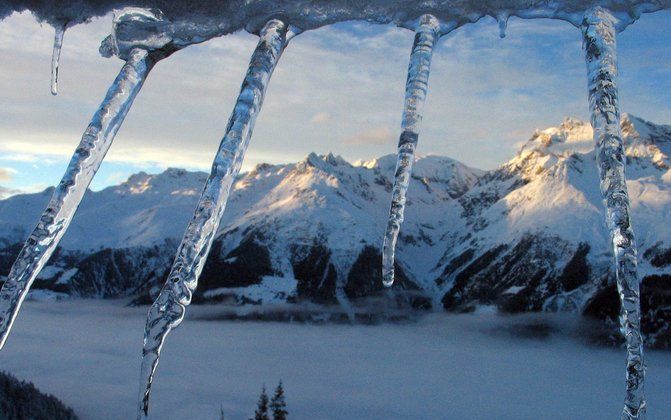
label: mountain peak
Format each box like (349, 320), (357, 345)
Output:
(163, 167), (190, 177)
(517, 114), (671, 162)
(354, 154), (397, 171)
(520, 117), (593, 158)
(118, 168), (207, 195)
(622, 113), (671, 145)
(303, 152), (351, 170)
(121, 171), (152, 194)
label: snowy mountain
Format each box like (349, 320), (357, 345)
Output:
(437, 114), (671, 347)
(1, 114), (671, 346)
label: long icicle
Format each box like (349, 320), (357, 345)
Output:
(382, 14), (440, 287)
(0, 48), (155, 349)
(582, 7), (645, 419)
(51, 22), (66, 95)
(137, 19), (294, 418)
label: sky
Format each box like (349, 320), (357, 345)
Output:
(0, 10), (669, 193)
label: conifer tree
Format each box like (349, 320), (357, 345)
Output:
(270, 380), (288, 420)
(254, 386), (270, 420)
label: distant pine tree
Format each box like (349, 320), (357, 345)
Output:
(270, 381), (287, 420)
(0, 371), (78, 420)
(219, 405), (225, 420)
(254, 386), (270, 420)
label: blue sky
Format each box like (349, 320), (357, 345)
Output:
(0, 10), (669, 194)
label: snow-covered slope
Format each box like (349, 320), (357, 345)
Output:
(0, 153), (481, 304)
(437, 114), (671, 346)
(0, 168), (207, 250)
(1, 114), (671, 346)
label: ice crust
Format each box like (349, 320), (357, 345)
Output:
(1, 1), (669, 54)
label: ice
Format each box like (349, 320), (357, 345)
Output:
(0, 1), (667, 417)
(50, 22), (65, 95)
(0, 9), (173, 349)
(382, 14), (440, 287)
(5, 1), (668, 59)
(100, 8), (173, 60)
(138, 19), (297, 418)
(496, 13), (509, 38)
(582, 7), (646, 419)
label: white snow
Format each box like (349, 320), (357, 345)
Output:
(35, 265), (64, 280)
(441, 114), (671, 267)
(203, 276), (297, 304)
(56, 268), (78, 285)
(0, 169), (208, 250)
(2, 115), (671, 309)
(503, 285), (525, 294)
(7, 1), (670, 44)
(2, 300), (671, 419)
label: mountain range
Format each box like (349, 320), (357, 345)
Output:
(1, 114), (671, 347)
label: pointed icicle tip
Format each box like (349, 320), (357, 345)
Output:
(496, 14), (509, 38)
(382, 262), (394, 287)
(50, 22), (66, 95)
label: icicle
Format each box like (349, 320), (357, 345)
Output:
(582, 7), (645, 419)
(137, 19), (295, 418)
(0, 48), (155, 349)
(381, 14), (440, 287)
(51, 22), (66, 95)
(496, 13), (509, 38)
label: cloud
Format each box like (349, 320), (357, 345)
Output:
(346, 126), (394, 145)
(0, 10), (668, 186)
(309, 112), (331, 124)
(0, 166), (16, 182)
(0, 153), (41, 163)
(0, 133), (302, 174)
(0, 186), (20, 199)
(104, 171), (130, 185)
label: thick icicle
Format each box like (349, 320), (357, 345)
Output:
(381, 14), (440, 287)
(137, 19), (295, 418)
(582, 7), (645, 419)
(51, 22), (66, 95)
(496, 13), (509, 38)
(0, 48), (155, 349)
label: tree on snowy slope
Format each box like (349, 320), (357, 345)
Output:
(270, 381), (288, 420)
(0, 371), (77, 420)
(253, 386), (270, 420)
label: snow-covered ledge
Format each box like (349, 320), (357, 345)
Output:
(3, 0), (670, 38)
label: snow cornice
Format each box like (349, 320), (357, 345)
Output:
(2, 1), (670, 36)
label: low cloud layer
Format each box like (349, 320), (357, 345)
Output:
(346, 126), (394, 145)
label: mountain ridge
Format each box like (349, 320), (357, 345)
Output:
(2, 114), (671, 347)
